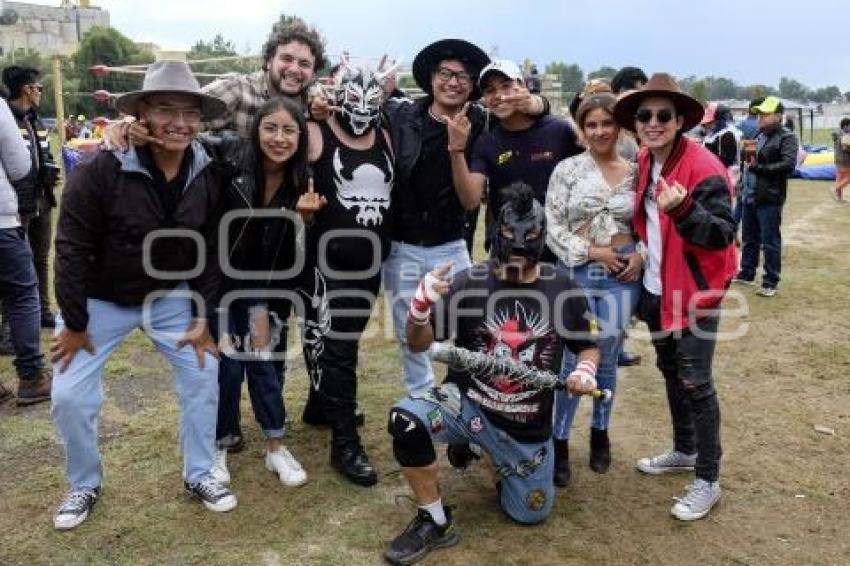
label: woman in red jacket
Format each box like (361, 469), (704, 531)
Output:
(613, 73), (737, 522)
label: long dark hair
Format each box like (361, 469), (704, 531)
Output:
(245, 96), (309, 207)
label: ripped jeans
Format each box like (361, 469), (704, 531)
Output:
(637, 290), (722, 482)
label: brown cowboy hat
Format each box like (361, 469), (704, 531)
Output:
(613, 72), (704, 133)
(115, 60), (226, 120)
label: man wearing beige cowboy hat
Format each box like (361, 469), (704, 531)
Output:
(50, 60), (236, 530)
(613, 73), (737, 521)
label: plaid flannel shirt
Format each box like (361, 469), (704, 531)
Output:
(201, 71), (309, 138)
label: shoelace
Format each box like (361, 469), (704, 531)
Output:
(673, 482), (711, 506)
(60, 491), (94, 513)
(196, 479), (228, 500)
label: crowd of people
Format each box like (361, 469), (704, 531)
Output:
(0, 15), (833, 565)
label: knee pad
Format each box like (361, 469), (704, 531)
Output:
(387, 407), (436, 467)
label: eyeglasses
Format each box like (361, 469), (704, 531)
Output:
(435, 67), (472, 85)
(149, 106), (202, 123)
(29, 84), (44, 93)
(635, 108), (674, 124)
(261, 124), (300, 137)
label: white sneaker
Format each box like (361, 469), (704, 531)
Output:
(265, 446), (308, 487)
(671, 478), (721, 521)
(637, 449), (697, 475)
(211, 448), (231, 485)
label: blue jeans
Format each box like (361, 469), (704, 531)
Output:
(740, 202), (783, 287)
(51, 286), (219, 490)
(0, 227), (43, 379)
(393, 384), (555, 524)
(217, 299), (290, 440)
(382, 239), (471, 395)
(553, 255), (641, 440)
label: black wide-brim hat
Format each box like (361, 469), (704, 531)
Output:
(412, 39), (491, 101)
(613, 72), (704, 133)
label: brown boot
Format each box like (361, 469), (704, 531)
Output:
(17, 369), (52, 406)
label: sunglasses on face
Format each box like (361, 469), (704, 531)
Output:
(29, 84), (44, 93)
(635, 108), (674, 124)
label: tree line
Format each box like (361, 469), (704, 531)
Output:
(544, 62), (848, 104)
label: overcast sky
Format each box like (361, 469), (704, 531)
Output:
(28, 0), (850, 91)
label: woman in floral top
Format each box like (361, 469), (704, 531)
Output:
(545, 93), (643, 486)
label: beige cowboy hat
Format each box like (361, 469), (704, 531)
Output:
(115, 60), (226, 120)
(613, 72), (704, 133)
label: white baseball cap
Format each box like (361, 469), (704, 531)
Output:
(478, 59), (523, 88)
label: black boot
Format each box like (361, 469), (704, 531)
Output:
(331, 435), (378, 487)
(553, 439), (571, 487)
(589, 428), (611, 473)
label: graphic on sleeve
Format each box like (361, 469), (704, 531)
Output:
(299, 268), (331, 391)
(332, 148), (393, 227)
(466, 301), (559, 423)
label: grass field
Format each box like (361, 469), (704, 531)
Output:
(1, 178), (849, 565)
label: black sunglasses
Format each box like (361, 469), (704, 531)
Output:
(635, 108), (674, 124)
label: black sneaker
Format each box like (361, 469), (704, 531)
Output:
(384, 507), (459, 565)
(54, 487), (100, 530)
(731, 272), (755, 286)
(184, 478), (237, 512)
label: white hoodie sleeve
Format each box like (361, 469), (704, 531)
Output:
(0, 98), (32, 182)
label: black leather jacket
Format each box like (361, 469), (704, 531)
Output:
(8, 102), (59, 216)
(749, 125), (798, 205)
(383, 96), (488, 245)
(202, 133), (303, 295)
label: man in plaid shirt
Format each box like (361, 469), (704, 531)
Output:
(201, 18), (326, 136)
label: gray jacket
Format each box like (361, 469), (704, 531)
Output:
(0, 98), (32, 229)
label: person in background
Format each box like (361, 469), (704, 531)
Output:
(701, 102), (741, 186)
(831, 117), (850, 202)
(1, 65), (60, 331)
(733, 96), (798, 297)
(0, 96), (52, 406)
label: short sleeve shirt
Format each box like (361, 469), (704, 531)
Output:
(433, 261), (596, 442)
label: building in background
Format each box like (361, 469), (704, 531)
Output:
(0, 1), (109, 57)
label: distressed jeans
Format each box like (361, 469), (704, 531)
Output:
(637, 289), (722, 482)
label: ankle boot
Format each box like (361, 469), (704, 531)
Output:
(589, 428), (611, 473)
(553, 439), (571, 487)
(330, 431), (378, 487)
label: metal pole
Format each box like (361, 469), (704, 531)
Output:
(53, 57), (66, 159)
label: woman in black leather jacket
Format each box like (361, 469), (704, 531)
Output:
(209, 96), (324, 488)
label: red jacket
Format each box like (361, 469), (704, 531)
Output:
(634, 136), (738, 331)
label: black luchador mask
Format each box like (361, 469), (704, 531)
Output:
(491, 184), (546, 265)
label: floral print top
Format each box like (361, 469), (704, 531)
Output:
(545, 152), (638, 266)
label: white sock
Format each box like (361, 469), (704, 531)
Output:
(420, 499), (447, 526)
